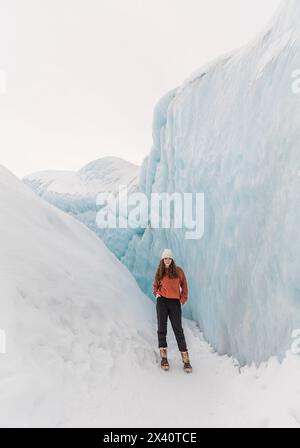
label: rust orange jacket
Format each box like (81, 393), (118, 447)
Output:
(153, 266), (188, 305)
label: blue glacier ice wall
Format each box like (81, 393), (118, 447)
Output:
(120, 0), (300, 365)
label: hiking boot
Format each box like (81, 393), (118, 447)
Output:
(159, 347), (170, 371)
(181, 351), (192, 373)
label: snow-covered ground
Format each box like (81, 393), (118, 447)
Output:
(1, 165), (300, 428)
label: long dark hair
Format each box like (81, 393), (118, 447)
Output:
(154, 259), (179, 283)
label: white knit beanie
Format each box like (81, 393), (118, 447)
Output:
(161, 248), (174, 260)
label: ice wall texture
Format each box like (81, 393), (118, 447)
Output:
(122, 0), (300, 365)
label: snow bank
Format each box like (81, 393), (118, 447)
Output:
(0, 165), (155, 426)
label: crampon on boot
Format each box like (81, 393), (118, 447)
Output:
(181, 351), (192, 373)
(159, 347), (170, 371)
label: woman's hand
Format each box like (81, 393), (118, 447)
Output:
(156, 293), (161, 298)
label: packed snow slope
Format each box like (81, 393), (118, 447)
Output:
(0, 164), (155, 426)
(1, 164), (300, 428)
(23, 157), (139, 258)
(120, 0), (300, 366)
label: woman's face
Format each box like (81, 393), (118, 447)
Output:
(163, 257), (172, 268)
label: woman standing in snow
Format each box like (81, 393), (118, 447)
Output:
(153, 249), (192, 373)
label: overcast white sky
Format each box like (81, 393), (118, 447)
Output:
(0, 0), (282, 178)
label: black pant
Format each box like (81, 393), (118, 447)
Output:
(156, 296), (188, 352)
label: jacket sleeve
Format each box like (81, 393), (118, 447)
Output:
(153, 278), (159, 296)
(179, 269), (188, 305)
